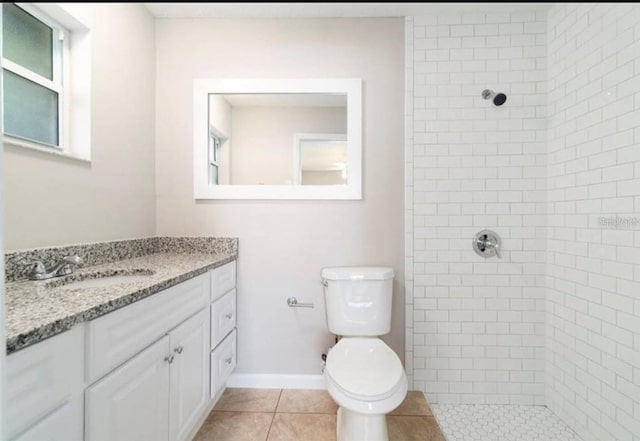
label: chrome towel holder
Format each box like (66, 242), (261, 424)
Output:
(287, 296), (314, 308)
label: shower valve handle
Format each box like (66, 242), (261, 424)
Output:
(473, 230), (503, 259)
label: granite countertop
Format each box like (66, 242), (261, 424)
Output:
(6, 251), (236, 354)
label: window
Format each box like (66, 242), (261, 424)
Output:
(2, 3), (69, 149)
(209, 132), (222, 185)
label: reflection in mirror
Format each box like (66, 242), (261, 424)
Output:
(208, 93), (346, 186)
(295, 134), (347, 185)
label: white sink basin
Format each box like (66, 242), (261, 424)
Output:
(62, 274), (152, 289)
(48, 269), (156, 290)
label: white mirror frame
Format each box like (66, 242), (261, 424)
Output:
(193, 78), (362, 200)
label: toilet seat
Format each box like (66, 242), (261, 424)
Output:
(325, 338), (404, 401)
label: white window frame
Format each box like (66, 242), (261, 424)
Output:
(2, 2), (70, 150)
(208, 129), (223, 185)
(2, 3), (90, 162)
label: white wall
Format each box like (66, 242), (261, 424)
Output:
(546, 4), (640, 440)
(230, 106), (346, 185)
(3, 4), (156, 251)
(155, 18), (405, 376)
(406, 11), (547, 405)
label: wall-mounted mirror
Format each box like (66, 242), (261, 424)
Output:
(193, 78), (361, 199)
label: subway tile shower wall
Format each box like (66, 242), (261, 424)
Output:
(546, 4), (640, 441)
(406, 11), (548, 406)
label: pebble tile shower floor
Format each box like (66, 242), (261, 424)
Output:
(431, 404), (585, 441)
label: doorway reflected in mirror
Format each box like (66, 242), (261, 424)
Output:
(294, 133), (347, 185)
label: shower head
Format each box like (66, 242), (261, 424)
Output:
(482, 89), (507, 106)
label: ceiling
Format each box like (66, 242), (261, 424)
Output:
(144, 2), (550, 19)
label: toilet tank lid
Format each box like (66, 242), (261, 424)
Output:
(321, 267), (394, 281)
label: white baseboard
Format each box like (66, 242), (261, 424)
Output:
(227, 373), (326, 390)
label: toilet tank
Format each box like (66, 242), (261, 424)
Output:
(321, 267), (394, 337)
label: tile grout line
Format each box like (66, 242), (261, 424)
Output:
(426, 400), (448, 439)
(275, 411), (337, 415)
(275, 388), (283, 412)
(276, 411), (337, 415)
(263, 389), (283, 441)
(264, 412), (276, 441)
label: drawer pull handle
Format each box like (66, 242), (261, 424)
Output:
(225, 313), (233, 319)
(174, 346), (184, 354)
(225, 357), (233, 364)
(164, 355), (175, 364)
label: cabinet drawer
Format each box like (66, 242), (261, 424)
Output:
(12, 399), (83, 441)
(210, 329), (236, 398)
(211, 261), (236, 301)
(86, 273), (209, 383)
(210, 289), (236, 349)
(6, 326), (84, 439)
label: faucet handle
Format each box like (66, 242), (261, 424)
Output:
(53, 255), (84, 277)
(17, 258), (47, 275)
(63, 255), (83, 266)
(486, 240), (502, 259)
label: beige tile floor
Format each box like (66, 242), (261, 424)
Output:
(193, 388), (446, 441)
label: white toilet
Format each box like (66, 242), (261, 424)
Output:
(321, 267), (408, 441)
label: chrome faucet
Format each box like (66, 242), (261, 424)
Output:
(21, 255), (84, 280)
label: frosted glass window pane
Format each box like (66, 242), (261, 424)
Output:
(4, 70), (59, 146)
(3, 3), (53, 80)
(210, 164), (219, 185)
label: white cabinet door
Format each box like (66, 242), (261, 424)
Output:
(12, 400), (82, 441)
(85, 336), (170, 441)
(169, 309), (210, 441)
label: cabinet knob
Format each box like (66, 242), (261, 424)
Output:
(225, 357), (233, 364)
(174, 346), (184, 354)
(164, 355), (175, 364)
(225, 313), (233, 319)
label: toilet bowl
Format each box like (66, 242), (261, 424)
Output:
(321, 266), (407, 441)
(324, 337), (408, 441)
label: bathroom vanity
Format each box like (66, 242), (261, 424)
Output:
(4, 238), (238, 441)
